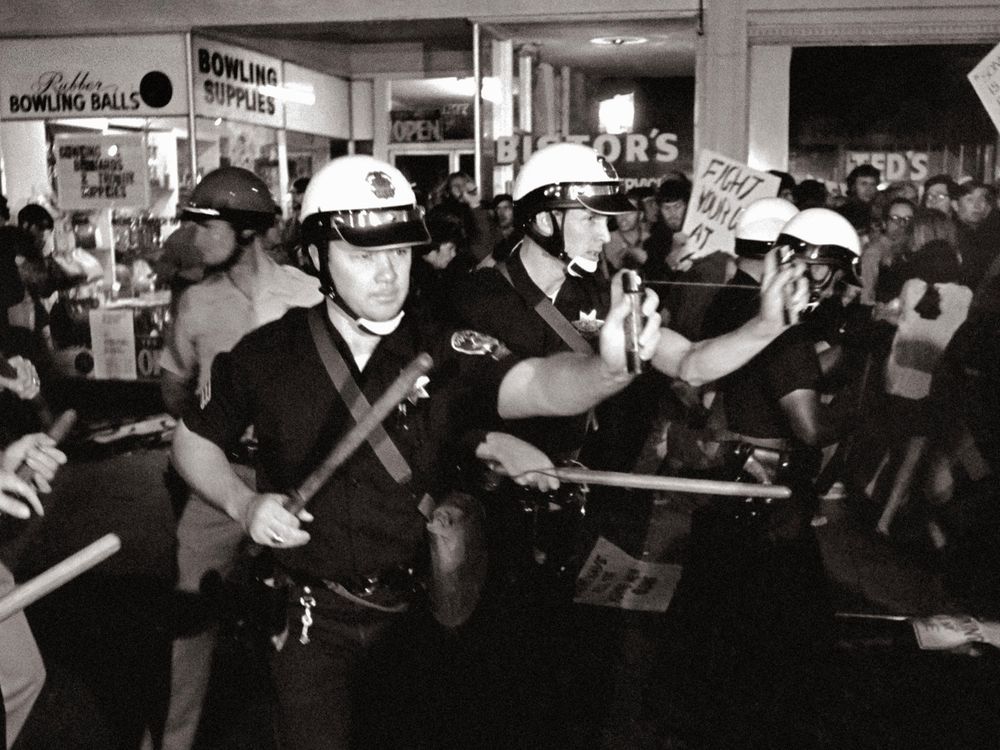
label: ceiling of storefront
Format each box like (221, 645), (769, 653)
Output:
(210, 15), (697, 85)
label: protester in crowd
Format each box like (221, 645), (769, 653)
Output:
(920, 174), (957, 217)
(843, 163), (882, 230)
(793, 179), (830, 210)
(602, 187), (649, 274)
(860, 197), (915, 306)
(642, 175), (691, 281)
(158, 167), (322, 750)
(952, 180), (1000, 290)
(875, 243), (972, 539)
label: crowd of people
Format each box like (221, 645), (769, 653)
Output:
(0, 144), (998, 749)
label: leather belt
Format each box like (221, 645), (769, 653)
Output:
(283, 566), (419, 613)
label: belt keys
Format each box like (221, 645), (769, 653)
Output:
(299, 586), (316, 645)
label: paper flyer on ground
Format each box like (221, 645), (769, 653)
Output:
(911, 615), (1000, 650)
(574, 536), (682, 612)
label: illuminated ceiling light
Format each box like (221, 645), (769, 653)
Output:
(589, 36), (648, 46)
(598, 92), (634, 135)
(107, 144), (119, 157)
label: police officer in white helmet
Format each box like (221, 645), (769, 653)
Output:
(169, 154), (664, 750)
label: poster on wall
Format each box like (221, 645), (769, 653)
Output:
(192, 37), (284, 128)
(89, 308), (137, 380)
(495, 131), (686, 190)
(680, 150), (780, 259)
(54, 133), (150, 210)
(0, 35), (187, 120)
(968, 40), (1000, 135)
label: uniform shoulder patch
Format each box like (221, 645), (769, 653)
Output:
(451, 329), (512, 360)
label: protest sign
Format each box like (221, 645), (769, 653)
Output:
(573, 536), (682, 612)
(968, 40), (1000, 134)
(680, 150), (780, 258)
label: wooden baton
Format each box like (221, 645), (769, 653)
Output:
(546, 466), (793, 499)
(0, 533), (121, 623)
(284, 351), (434, 515)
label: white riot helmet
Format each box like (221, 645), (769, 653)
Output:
(512, 142), (634, 274)
(775, 208), (862, 299)
(734, 197), (799, 259)
(300, 155), (430, 335)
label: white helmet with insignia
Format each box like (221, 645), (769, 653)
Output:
(512, 142), (634, 272)
(300, 155), (430, 252)
(300, 155), (430, 335)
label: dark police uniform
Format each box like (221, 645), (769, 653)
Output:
(184, 302), (518, 750)
(453, 249), (661, 748)
(649, 268), (832, 747)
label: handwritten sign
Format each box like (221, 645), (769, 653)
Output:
(681, 150), (780, 258)
(968, 40), (1000, 135)
(573, 536), (682, 612)
(54, 133), (149, 210)
(89, 308), (137, 380)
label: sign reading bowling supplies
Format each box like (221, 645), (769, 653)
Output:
(54, 133), (149, 210)
(680, 150), (780, 258)
(0, 35), (187, 120)
(193, 37), (283, 128)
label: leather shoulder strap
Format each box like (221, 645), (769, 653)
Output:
(306, 306), (412, 485)
(496, 262), (592, 355)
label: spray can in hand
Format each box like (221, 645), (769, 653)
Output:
(623, 270), (645, 374)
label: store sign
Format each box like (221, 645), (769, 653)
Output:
(495, 131), (683, 189)
(681, 150), (779, 257)
(0, 35), (188, 120)
(968, 40), (1000, 135)
(193, 37), (283, 128)
(54, 133), (150, 210)
(845, 151), (929, 182)
(391, 109), (443, 142)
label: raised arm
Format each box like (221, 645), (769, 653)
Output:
(652, 249), (809, 386)
(497, 282), (661, 420)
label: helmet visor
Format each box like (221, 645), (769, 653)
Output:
(775, 233), (861, 286)
(310, 207), (431, 249)
(542, 183), (635, 214)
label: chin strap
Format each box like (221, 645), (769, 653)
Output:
(566, 256), (598, 277)
(525, 210), (598, 278)
(321, 285), (405, 337)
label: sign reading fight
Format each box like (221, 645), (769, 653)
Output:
(54, 134), (149, 210)
(192, 37), (283, 128)
(681, 150), (779, 258)
(968, 40), (1000, 135)
(496, 131), (683, 190)
(0, 35), (187, 120)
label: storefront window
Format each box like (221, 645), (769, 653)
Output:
(789, 44), (998, 188)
